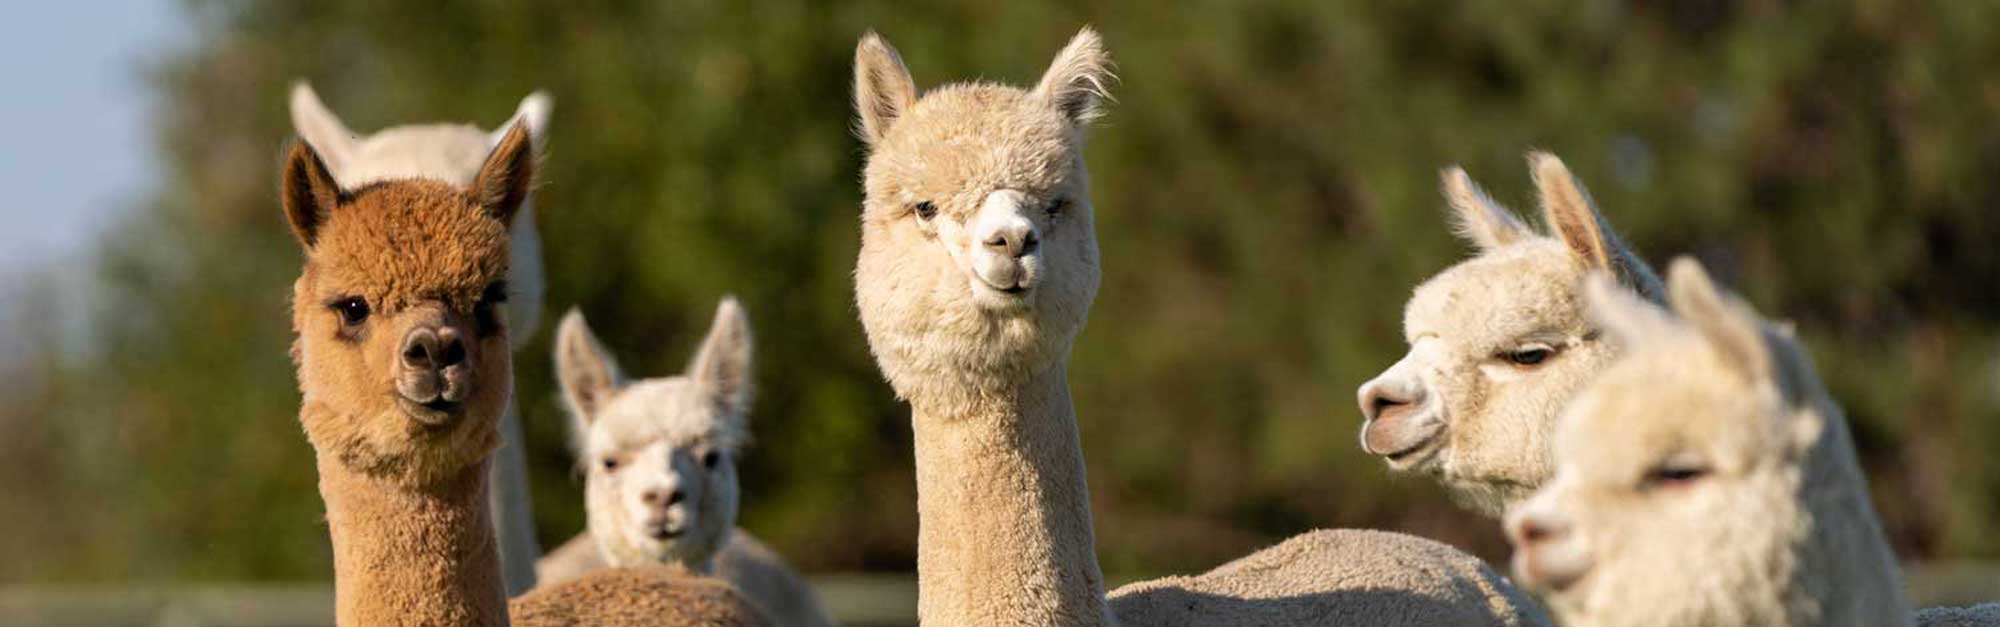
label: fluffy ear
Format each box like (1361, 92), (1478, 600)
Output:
(492, 91), (553, 148)
(470, 121), (537, 226)
(279, 140), (342, 249)
(554, 308), (624, 427)
(1033, 27), (1115, 124)
(1530, 152), (1617, 270)
(288, 81), (357, 176)
(1665, 257), (1771, 383)
(688, 297), (754, 418)
(1442, 166), (1532, 250)
(1582, 270), (1675, 351)
(853, 31), (918, 146)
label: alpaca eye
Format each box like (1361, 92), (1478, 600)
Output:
(1504, 346), (1554, 366)
(1045, 197), (1068, 218)
(475, 281), (508, 335)
(332, 297), (370, 326)
(701, 450), (722, 469)
(601, 457), (620, 472)
(913, 201), (938, 221)
(1645, 465), (1709, 488)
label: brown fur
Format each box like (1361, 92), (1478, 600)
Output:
(283, 125), (764, 625)
(510, 566), (774, 626)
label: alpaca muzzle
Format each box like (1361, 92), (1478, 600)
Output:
(395, 323), (476, 424)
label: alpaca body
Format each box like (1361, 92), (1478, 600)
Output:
(290, 83), (548, 593)
(1358, 155), (1661, 516)
(539, 529), (833, 627)
(546, 303), (835, 626)
(851, 28), (1547, 626)
(1507, 259), (1910, 627)
(279, 118), (765, 624)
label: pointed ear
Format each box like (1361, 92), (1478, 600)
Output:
(470, 121), (536, 226)
(1582, 270), (1676, 350)
(1033, 27), (1115, 124)
(1665, 257), (1771, 382)
(854, 31), (918, 146)
(1530, 152), (1618, 270)
(492, 91), (553, 148)
(555, 308), (623, 427)
(1442, 166), (1532, 251)
(687, 297), (754, 417)
(288, 81), (356, 176)
(279, 140), (342, 249)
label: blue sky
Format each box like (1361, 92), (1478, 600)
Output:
(0, 0), (187, 272)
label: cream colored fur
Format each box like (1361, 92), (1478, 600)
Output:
(290, 82), (548, 594)
(852, 28), (1549, 626)
(1357, 154), (1662, 516)
(1505, 258), (1910, 627)
(541, 301), (835, 627)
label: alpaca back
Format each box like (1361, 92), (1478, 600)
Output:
(508, 566), (774, 627)
(1108, 529), (1550, 627)
(1917, 603), (2000, 627)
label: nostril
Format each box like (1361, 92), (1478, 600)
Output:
(1369, 395), (1408, 421)
(1516, 516), (1565, 545)
(1019, 231), (1039, 256)
(401, 331), (437, 369)
(439, 336), (467, 367)
(665, 488), (685, 506)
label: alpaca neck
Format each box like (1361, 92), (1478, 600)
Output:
(319, 453), (509, 627)
(1795, 407), (1912, 625)
(909, 361), (1114, 625)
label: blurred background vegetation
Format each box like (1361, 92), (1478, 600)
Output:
(2, 0), (1997, 586)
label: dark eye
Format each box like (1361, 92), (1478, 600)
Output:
(1645, 465), (1709, 488)
(475, 281), (508, 334)
(601, 457), (620, 472)
(1045, 197), (1068, 218)
(913, 201), (938, 221)
(331, 297), (370, 326)
(701, 450), (722, 469)
(1505, 346), (1554, 366)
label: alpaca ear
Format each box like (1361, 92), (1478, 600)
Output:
(288, 81), (356, 176)
(1582, 270), (1675, 350)
(1033, 27), (1115, 124)
(1665, 257), (1771, 383)
(471, 121), (536, 226)
(1530, 152), (1617, 270)
(688, 297), (754, 418)
(555, 308), (623, 427)
(1442, 166), (1531, 251)
(854, 31), (918, 146)
(491, 91), (553, 148)
(279, 140), (342, 249)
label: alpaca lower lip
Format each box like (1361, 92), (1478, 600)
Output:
(1381, 432), (1442, 468)
(398, 397), (462, 427)
(647, 524), (683, 540)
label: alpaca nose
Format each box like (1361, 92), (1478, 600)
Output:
(401, 327), (467, 371)
(1357, 378), (1421, 423)
(983, 225), (1038, 258)
(1507, 509), (1570, 548)
(642, 487), (686, 507)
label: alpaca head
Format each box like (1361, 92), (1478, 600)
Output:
(851, 28), (1112, 399)
(284, 124), (534, 487)
(1505, 259), (1825, 626)
(290, 81), (551, 341)
(1355, 153), (1662, 515)
(554, 300), (752, 572)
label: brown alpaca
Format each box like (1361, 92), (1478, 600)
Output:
(281, 125), (768, 626)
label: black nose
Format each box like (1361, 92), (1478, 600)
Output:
(401, 327), (467, 371)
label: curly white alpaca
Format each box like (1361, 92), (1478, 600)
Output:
(1356, 154), (1662, 517)
(538, 300), (835, 627)
(1506, 258), (1911, 626)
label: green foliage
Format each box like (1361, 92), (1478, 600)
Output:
(4, 0), (1997, 580)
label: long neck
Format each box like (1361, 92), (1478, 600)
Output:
(909, 362), (1115, 625)
(319, 453), (509, 627)
(1794, 405), (1912, 626)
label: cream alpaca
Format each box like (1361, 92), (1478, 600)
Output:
(1357, 155), (1662, 516)
(853, 28), (1549, 626)
(290, 82), (548, 593)
(1506, 259), (1909, 627)
(536, 301), (835, 627)
(280, 126), (768, 626)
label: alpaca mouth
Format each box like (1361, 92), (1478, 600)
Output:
(645, 522), (685, 540)
(398, 396), (463, 428)
(1363, 410), (1445, 470)
(1513, 545), (1590, 594)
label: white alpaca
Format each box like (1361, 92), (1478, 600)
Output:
(1505, 258), (1912, 627)
(538, 300), (835, 627)
(289, 82), (549, 593)
(1356, 154), (1662, 516)
(851, 28), (1550, 626)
